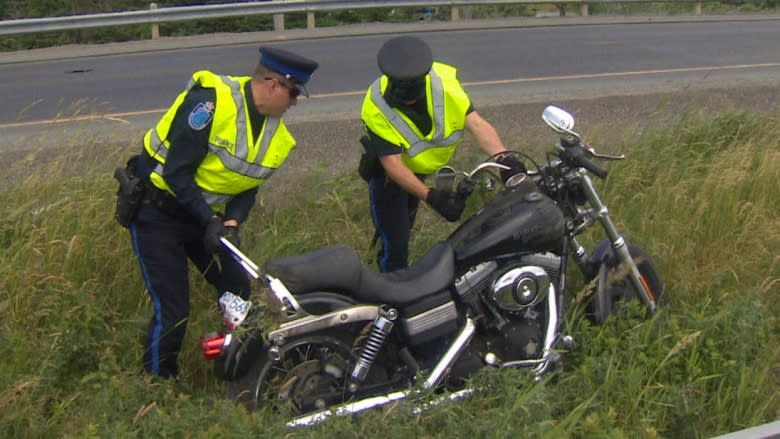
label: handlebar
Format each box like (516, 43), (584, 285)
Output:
(559, 140), (608, 179)
(435, 161), (511, 196)
(465, 161), (511, 180)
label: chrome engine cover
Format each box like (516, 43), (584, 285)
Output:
(490, 265), (550, 312)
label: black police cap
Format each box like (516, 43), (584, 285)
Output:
(258, 46), (319, 85)
(377, 36), (433, 80)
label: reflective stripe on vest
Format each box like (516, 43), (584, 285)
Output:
(369, 68), (464, 158)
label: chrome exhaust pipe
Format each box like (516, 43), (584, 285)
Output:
(287, 388), (476, 428)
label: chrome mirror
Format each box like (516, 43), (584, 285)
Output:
(542, 105), (579, 135)
(542, 105), (575, 132)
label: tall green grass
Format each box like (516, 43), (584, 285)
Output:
(0, 110), (778, 438)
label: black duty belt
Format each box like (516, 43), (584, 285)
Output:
(143, 185), (196, 223)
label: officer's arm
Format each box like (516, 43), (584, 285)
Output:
(163, 89), (217, 225)
(224, 188), (258, 226)
(465, 111), (507, 157)
(379, 154), (430, 200)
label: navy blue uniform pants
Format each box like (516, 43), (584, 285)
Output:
(368, 174), (424, 272)
(129, 201), (250, 378)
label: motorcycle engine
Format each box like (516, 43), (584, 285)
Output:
(490, 264), (552, 313)
(482, 256), (560, 362)
(451, 254), (561, 366)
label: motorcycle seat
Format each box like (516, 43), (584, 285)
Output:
(264, 242), (456, 307)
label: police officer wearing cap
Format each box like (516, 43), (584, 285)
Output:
(359, 36), (524, 272)
(124, 46), (318, 378)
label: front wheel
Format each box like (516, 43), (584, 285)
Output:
(586, 244), (665, 324)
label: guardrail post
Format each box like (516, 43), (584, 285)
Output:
(150, 3), (159, 40)
(580, 3), (589, 16)
(273, 13), (285, 32)
(695, 1), (702, 15)
(307, 11), (315, 29)
(451, 6), (460, 21)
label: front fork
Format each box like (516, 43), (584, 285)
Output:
(572, 170), (657, 314)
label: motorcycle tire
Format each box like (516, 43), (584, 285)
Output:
(228, 328), (379, 416)
(587, 244), (665, 324)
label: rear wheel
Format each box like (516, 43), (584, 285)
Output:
(228, 330), (357, 415)
(587, 244), (665, 324)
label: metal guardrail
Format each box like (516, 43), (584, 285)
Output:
(710, 420), (780, 439)
(0, 0), (712, 37)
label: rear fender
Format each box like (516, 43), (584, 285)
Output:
(215, 328), (264, 381)
(268, 301), (380, 345)
(298, 291), (358, 314)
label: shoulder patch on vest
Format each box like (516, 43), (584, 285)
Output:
(188, 101), (215, 131)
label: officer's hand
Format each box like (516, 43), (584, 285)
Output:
(456, 178), (476, 199)
(496, 154), (527, 183)
(224, 225), (241, 249)
(426, 188), (465, 222)
(204, 215), (228, 254)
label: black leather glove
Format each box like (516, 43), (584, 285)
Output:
(224, 225), (241, 249)
(204, 215), (228, 254)
(496, 154), (527, 183)
(456, 178), (476, 199)
(426, 188), (465, 222)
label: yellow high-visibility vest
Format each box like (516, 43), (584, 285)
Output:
(144, 70), (295, 210)
(360, 62), (470, 174)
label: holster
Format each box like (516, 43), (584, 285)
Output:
(113, 154), (145, 228)
(358, 135), (384, 182)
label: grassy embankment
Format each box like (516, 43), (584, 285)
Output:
(0, 109), (778, 438)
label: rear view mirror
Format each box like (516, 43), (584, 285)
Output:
(542, 105), (576, 134)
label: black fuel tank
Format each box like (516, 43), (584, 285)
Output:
(447, 184), (565, 267)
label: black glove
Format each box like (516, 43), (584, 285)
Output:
(496, 154), (527, 183)
(224, 225), (241, 249)
(456, 178), (476, 199)
(204, 215), (228, 254)
(426, 188), (465, 222)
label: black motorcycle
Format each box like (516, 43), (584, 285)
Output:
(203, 105), (665, 427)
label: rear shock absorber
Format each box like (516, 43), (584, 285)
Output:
(349, 306), (397, 391)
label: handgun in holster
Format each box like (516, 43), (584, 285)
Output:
(114, 154), (145, 228)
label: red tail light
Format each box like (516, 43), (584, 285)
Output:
(200, 332), (229, 359)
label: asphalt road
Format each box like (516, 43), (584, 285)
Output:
(3, 16), (780, 125)
(2, 14), (780, 205)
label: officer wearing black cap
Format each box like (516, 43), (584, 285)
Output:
(359, 36), (524, 272)
(119, 46), (318, 378)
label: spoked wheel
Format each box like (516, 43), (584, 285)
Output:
(587, 244), (665, 324)
(228, 331), (356, 416)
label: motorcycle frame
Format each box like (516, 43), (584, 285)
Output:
(267, 274), (563, 427)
